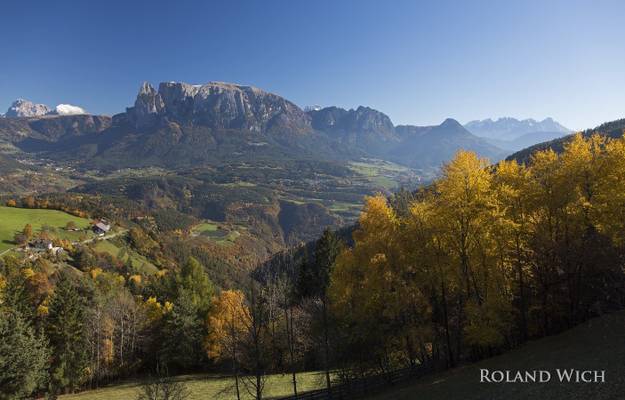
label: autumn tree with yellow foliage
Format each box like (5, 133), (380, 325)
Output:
(328, 134), (625, 373)
(206, 290), (249, 400)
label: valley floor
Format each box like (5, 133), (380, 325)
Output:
(366, 311), (625, 400)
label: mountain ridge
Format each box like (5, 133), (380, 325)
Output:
(508, 117), (625, 164)
(0, 80), (506, 171)
(465, 116), (570, 140)
(464, 116), (571, 152)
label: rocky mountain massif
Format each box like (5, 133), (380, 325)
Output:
(0, 82), (505, 169)
(0, 81), (505, 170)
(465, 117), (571, 151)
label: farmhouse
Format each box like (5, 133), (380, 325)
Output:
(28, 239), (64, 256)
(29, 238), (53, 251)
(93, 220), (111, 235)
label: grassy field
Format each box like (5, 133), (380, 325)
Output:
(61, 371), (326, 400)
(195, 222), (219, 234)
(368, 311), (625, 400)
(0, 206), (91, 252)
(192, 222), (241, 246)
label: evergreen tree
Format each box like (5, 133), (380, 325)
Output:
(159, 292), (205, 371)
(298, 229), (342, 299)
(46, 274), (90, 394)
(0, 310), (50, 400)
(175, 257), (214, 316)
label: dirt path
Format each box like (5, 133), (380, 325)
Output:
(77, 229), (127, 245)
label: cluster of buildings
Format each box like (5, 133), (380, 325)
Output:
(23, 219), (112, 259)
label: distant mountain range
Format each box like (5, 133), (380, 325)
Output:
(0, 81), (506, 170)
(464, 117), (571, 151)
(509, 117), (625, 164)
(2, 99), (86, 118)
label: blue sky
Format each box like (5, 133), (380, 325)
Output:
(1, 0), (624, 130)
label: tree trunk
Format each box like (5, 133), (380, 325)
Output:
(322, 297), (332, 396)
(516, 236), (528, 341)
(440, 279), (454, 368)
(285, 306), (298, 397)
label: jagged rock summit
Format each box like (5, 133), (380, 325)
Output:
(5, 99), (51, 117)
(126, 81), (311, 134)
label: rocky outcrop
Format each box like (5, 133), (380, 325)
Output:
(128, 82), (165, 127)
(126, 81), (312, 134)
(5, 99), (51, 118)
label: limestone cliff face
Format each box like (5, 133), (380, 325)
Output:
(127, 81), (312, 134)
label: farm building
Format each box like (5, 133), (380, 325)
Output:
(93, 220), (111, 235)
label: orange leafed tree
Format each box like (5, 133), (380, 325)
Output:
(205, 290), (250, 400)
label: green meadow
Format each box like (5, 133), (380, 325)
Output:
(0, 206), (91, 252)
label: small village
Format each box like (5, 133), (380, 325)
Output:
(15, 219), (113, 260)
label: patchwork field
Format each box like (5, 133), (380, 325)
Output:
(0, 206), (91, 252)
(61, 371), (326, 400)
(348, 159), (421, 190)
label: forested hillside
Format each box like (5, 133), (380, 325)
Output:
(328, 133), (625, 374)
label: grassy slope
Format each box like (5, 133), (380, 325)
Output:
(61, 371), (326, 400)
(368, 311), (625, 400)
(0, 206), (90, 251)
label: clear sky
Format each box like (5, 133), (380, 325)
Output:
(1, 0), (624, 130)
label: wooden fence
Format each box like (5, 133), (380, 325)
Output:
(276, 365), (431, 400)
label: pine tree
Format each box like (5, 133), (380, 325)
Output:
(298, 229), (342, 299)
(0, 310), (50, 400)
(175, 257), (214, 316)
(159, 292), (205, 371)
(46, 274), (90, 394)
